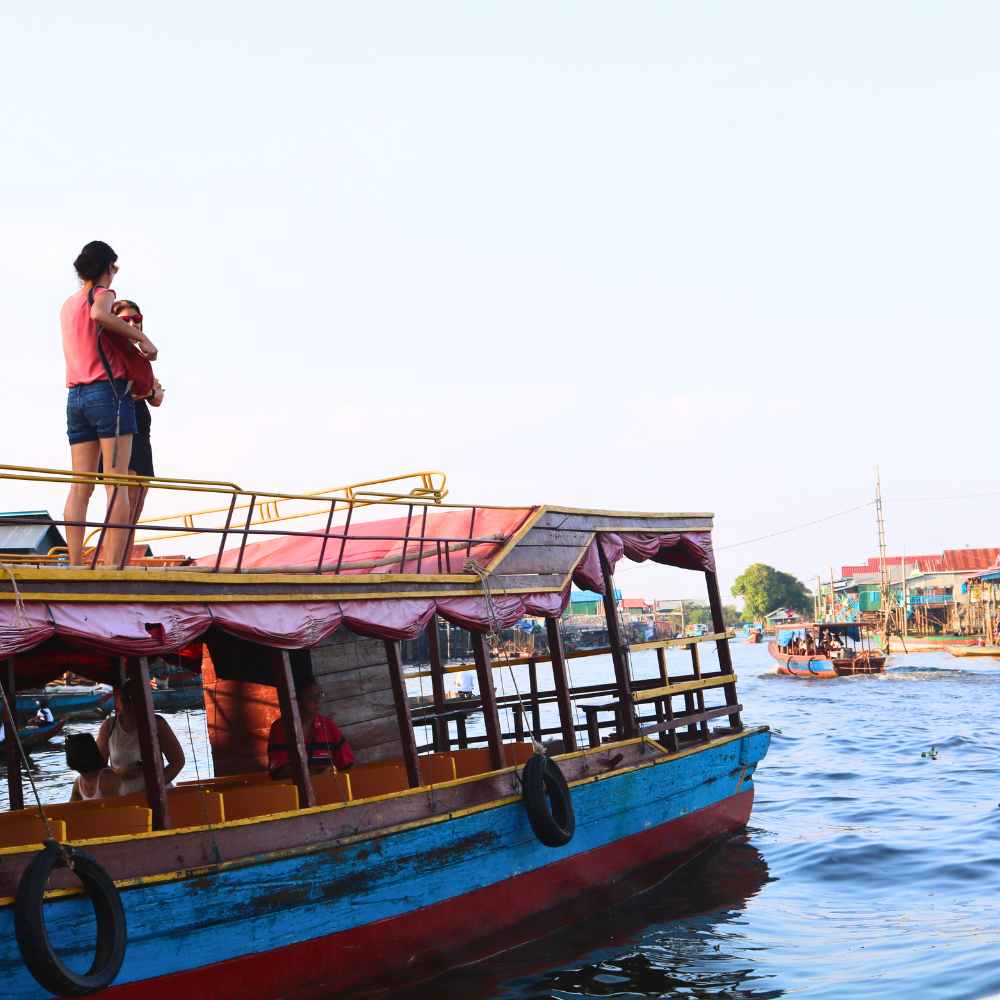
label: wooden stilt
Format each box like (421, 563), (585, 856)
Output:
(126, 656), (171, 830)
(427, 615), (449, 752)
(384, 640), (420, 788)
(528, 658), (541, 741)
(704, 570), (743, 731)
(272, 649), (315, 809)
(544, 618), (578, 751)
(598, 541), (636, 737)
(2, 660), (23, 811)
(470, 632), (505, 771)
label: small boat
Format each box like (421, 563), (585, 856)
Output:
(769, 622), (886, 678)
(947, 645), (1000, 658)
(15, 685), (113, 717)
(150, 684), (204, 711)
(745, 628), (762, 644)
(0, 718), (65, 751)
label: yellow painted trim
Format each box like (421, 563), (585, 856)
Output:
(633, 673), (737, 703)
(544, 506), (714, 519)
(0, 585), (566, 604)
(483, 506), (547, 574)
(629, 629), (735, 653)
(3, 567), (478, 586)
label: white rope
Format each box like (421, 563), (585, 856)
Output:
(3, 565), (28, 628)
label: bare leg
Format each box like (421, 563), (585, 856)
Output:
(98, 434), (133, 567)
(125, 484), (148, 556)
(64, 441), (99, 565)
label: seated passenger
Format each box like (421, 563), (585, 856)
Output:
(268, 679), (354, 779)
(67, 733), (122, 801)
(28, 700), (55, 727)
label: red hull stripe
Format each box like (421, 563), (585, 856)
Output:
(107, 789), (754, 1000)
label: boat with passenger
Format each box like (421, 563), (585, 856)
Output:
(768, 622), (886, 678)
(0, 464), (770, 998)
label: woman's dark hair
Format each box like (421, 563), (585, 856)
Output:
(112, 299), (141, 315)
(73, 240), (118, 283)
(66, 733), (106, 774)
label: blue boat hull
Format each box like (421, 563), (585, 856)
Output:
(0, 730), (770, 998)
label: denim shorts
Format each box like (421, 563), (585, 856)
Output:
(66, 380), (138, 445)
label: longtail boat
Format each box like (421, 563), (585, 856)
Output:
(15, 686), (113, 718)
(947, 644), (1000, 658)
(769, 622), (886, 678)
(0, 465), (769, 998)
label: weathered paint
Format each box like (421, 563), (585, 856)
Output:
(0, 730), (769, 999)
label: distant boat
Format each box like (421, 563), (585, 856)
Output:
(947, 645), (1000, 658)
(0, 718), (65, 751)
(15, 685), (112, 717)
(769, 623), (886, 678)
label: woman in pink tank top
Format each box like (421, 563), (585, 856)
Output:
(60, 241), (159, 566)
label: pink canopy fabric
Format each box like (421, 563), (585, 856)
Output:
(572, 531), (715, 593)
(0, 526), (710, 683)
(196, 506), (534, 574)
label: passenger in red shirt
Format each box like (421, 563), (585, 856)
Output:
(268, 679), (354, 779)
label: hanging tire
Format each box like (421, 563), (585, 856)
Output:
(14, 842), (127, 996)
(521, 755), (575, 847)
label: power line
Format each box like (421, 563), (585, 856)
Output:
(715, 502), (874, 552)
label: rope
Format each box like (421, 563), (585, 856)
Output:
(3, 566), (28, 627)
(464, 559), (543, 755)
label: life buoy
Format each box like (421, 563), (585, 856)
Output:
(521, 755), (575, 847)
(15, 842), (127, 996)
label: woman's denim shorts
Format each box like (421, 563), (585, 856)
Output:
(66, 380), (138, 445)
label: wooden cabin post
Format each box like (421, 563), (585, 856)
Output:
(384, 640), (421, 788)
(544, 619), (578, 751)
(126, 656), (171, 830)
(597, 541), (637, 737)
(272, 650), (316, 809)
(470, 632), (505, 771)
(704, 570), (743, 731)
(2, 660), (23, 810)
(426, 615), (450, 752)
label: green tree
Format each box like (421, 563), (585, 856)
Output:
(731, 564), (812, 620)
(685, 603), (742, 627)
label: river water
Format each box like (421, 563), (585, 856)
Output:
(5, 642), (1000, 999)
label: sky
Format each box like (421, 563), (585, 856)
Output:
(1, 3), (997, 603)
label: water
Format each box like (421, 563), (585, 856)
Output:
(5, 645), (1000, 998)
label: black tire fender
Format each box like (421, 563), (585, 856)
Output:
(521, 754), (575, 847)
(14, 842), (127, 996)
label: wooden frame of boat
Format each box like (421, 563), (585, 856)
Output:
(0, 465), (770, 998)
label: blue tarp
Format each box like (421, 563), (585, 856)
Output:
(777, 628), (806, 647)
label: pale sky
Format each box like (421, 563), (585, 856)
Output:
(1, 3), (997, 602)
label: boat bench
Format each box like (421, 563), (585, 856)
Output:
(579, 672), (741, 751)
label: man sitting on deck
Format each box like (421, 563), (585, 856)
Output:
(268, 678), (355, 779)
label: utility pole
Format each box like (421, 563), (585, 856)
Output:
(875, 466), (896, 645)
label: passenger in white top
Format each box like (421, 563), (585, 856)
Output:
(67, 733), (122, 801)
(96, 685), (185, 795)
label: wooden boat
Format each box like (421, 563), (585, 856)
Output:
(0, 465), (769, 998)
(15, 685), (113, 717)
(947, 644), (1000, 658)
(746, 629), (762, 644)
(769, 622), (886, 678)
(878, 634), (983, 654)
(0, 719), (65, 751)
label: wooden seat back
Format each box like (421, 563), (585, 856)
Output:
(417, 753), (457, 784)
(65, 805), (152, 842)
(310, 771), (352, 806)
(348, 761), (408, 800)
(167, 789), (225, 828)
(452, 743), (535, 779)
(0, 815), (67, 850)
(222, 783), (299, 822)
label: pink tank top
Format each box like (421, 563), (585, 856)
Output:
(61, 287), (126, 387)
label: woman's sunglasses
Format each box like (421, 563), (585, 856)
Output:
(118, 313), (143, 325)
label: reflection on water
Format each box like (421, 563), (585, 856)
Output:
(6, 648), (1000, 999)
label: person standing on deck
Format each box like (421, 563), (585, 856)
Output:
(96, 684), (185, 794)
(268, 678), (355, 778)
(96, 298), (164, 530)
(61, 241), (159, 566)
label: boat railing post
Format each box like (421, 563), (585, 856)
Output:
(272, 650), (316, 809)
(128, 656), (171, 830)
(384, 640), (421, 788)
(2, 659), (23, 810)
(704, 569), (743, 731)
(470, 632), (505, 770)
(527, 656), (541, 741)
(597, 540), (637, 737)
(427, 615), (449, 752)
(544, 619), (578, 751)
